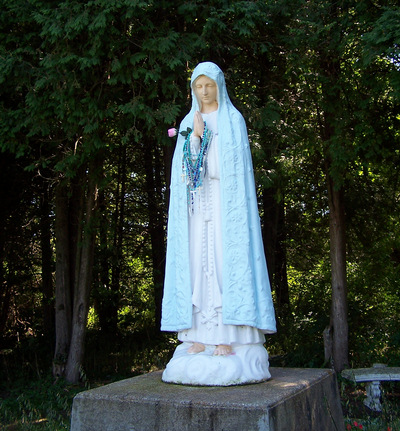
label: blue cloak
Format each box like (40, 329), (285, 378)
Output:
(161, 62), (276, 334)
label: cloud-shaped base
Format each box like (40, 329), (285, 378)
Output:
(162, 342), (271, 386)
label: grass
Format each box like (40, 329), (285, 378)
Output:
(0, 376), (80, 431)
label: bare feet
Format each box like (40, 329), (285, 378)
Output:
(213, 344), (232, 356)
(187, 342), (205, 354)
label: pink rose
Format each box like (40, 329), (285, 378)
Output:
(168, 128), (177, 138)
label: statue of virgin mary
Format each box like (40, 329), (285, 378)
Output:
(161, 62), (276, 386)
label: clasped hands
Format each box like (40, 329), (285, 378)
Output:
(193, 111), (204, 139)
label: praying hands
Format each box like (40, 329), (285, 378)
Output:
(193, 111), (205, 139)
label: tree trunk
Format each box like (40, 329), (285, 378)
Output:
(327, 176), (349, 372)
(143, 141), (166, 331)
(54, 182), (72, 377)
(262, 188), (290, 310)
(65, 158), (100, 383)
(54, 155), (102, 383)
(40, 182), (54, 343)
(95, 188), (111, 333)
(0, 230), (12, 336)
(109, 144), (127, 336)
(94, 145), (125, 337)
(318, 26), (349, 371)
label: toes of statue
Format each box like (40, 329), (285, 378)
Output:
(187, 342), (205, 354)
(213, 344), (232, 356)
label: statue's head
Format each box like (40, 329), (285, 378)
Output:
(193, 75), (218, 113)
(191, 62), (228, 113)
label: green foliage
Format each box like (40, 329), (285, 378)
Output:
(362, 7), (400, 66)
(0, 0), (200, 179)
(0, 375), (80, 430)
(268, 262), (331, 368)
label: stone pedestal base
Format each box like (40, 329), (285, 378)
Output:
(162, 342), (271, 385)
(70, 368), (345, 431)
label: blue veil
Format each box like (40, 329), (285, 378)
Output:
(161, 62), (276, 334)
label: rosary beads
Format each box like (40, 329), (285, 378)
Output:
(182, 122), (212, 212)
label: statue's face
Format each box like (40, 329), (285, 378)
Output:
(193, 75), (218, 112)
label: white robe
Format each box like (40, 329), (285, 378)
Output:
(178, 110), (265, 346)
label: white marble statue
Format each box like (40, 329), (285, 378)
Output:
(161, 62), (276, 386)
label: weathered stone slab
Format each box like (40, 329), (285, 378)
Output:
(341, 365), (400, 383)
(70, 367), (344, 431)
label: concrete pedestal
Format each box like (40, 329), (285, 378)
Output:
(70, 367), (344, 431)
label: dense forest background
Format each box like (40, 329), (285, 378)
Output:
(1, 0), (399, 387)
